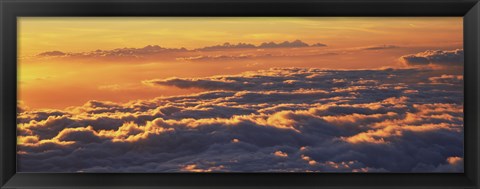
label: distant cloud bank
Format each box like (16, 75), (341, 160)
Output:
(35, 40), (327, 58)
(37, 45), (188, 58)
(361, 45), (400, 50)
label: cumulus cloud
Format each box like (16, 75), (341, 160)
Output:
(401, 49), (463, 67)
(429, 74), (463, 84)
(17, 101), (30, 113)
(17, 67), (463, 173)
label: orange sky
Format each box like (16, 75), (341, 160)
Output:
(18, 17), (463, 109)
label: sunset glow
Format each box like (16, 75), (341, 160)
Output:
(17, 17), (464, 172)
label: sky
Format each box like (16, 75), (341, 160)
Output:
(18, 17), (462, 109)
(19, 17), (462, 56)
(17, 17), (464, 173)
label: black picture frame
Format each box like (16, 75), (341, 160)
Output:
(1, 0), (479, 188)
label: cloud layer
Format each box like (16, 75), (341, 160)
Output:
(17, 67), (463, 172)
(401, 49), (463, 67)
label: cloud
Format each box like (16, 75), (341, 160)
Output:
(17, 101), (30, 113)
(274, 151), (289, 158)
(311, 43), (327, 47)
(36, 45), (187, 58)
(429, 74), (463, 84)
(37, 51), (67, 57)
(195, 40), (326, 51)
(195, 42), (256, 51)
(181, 164), (225, 172)
(176, 54), (254, 62)
(362, 45), (400, 50)
(35, 40), (327, 59)
(401, 49), (463, 67)
(258, 40), (309, 48)
(18, 67), (463, 173)
(413, 156), (463, 172)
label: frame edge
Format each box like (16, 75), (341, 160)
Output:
(464, 1), (480, 188)
(1, 0), (480, 189)
(0, 0), (18, 188)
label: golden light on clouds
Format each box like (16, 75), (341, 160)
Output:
(16, 18), (464, 173)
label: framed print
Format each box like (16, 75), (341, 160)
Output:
(15, 17), (466, 173)
(1, 0), (480, 188)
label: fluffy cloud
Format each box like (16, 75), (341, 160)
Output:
(17, 67), (463, 173)
(401, 49), (463, 67)
(17, 101), (30, 113)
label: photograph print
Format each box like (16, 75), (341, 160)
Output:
(17, 17), (464, 173)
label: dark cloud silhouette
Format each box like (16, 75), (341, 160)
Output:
(196, 40), (326, 51)
(37, 51), (67, 57)
(18, 67), (463, 173)
(36, 40), (327, 59)
(362, 45), (400, 50)
(311, 43), (327, 47)
(401, 49), (463, 67)
(36, 45), (187, 58)
(195, 42), (256, 51)
(82, 45), (188, 57)
(258, 40), (309, 48)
